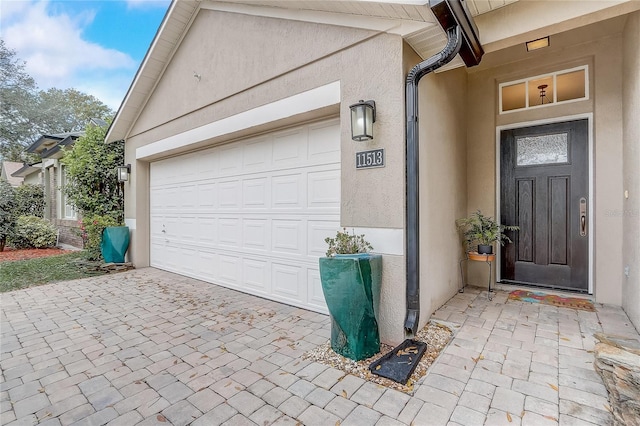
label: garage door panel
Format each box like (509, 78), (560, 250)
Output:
(272, 174), (304, 209)
(150, 119), (338, 313)
(243, 177), (270, 209)
(164, 245), (181, 270)
(272, 220), (304, 256)
(180, 247), (198, 275)
(157, 186), (179, 212)
(218, 218), (241, 247)
(197, 250), (218, 281)
(218, 180), (241, 209)
(308, 122), (340, 164)
(307, 220), (340, 257)
(308, 170), (340, 209)
(219, 254), (241, 285)
(272, 263), (304, 300)
(307, 269), (326, 311)
(150, 241), (165, 266)
(179, 185), (197, 209)
(219, 145), (243, 176)
(150, 215), (165, 239)
(243, 258), (270, 293)
(197, 217), (217, 245)
(243, 219), (269, 251)
(273, 128), (308, 168)
(164, 216), (180, 241)
(178, 216), (199, 244)
(197, 183), (217, 209)
(243, 138), (272, 172)
(150, 188), (166, 210)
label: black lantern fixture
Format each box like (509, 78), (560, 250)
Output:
(117, 164), (131, 182)
(349, 100), (376, 141)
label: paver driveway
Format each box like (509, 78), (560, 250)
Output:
(1, 268), (638, 425)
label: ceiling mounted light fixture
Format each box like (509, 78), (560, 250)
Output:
(526, 36), (550, 52)
(538, 84), (549, 105)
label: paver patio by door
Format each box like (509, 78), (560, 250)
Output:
(1, 268), (638, 425)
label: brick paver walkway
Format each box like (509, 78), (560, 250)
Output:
(1, 268), (638, 425)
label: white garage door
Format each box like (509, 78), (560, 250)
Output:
(149, 119), (340, 313)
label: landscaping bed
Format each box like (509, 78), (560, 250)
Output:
(0, 247), (72, 263)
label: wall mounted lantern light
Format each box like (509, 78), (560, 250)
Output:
(526, 36), (550, 52)
(349, 100), (376, 141)
(117, 164), (131, 182)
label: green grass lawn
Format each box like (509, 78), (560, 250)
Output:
(0, 251), (107, 293)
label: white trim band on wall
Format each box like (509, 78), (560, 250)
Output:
(351, 227), (404, 256)
(136, 81), (341, 160)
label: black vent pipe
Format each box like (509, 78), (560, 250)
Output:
(404, 0), (483, 334)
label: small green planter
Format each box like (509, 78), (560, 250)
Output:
(319, 253), (382, 361)
(101, 226), (130, 263)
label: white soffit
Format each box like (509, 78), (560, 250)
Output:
(136, 81), (341, 160)
(203, 1), (434, 36)
(206, 0), (518, 59)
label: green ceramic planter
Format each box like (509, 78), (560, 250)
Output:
(319, 253), (382, 361)
(101, 226), (130, 263)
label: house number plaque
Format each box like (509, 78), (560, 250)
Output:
(356, 149), (385, 169)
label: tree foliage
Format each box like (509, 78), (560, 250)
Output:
(38, 88), (112, 135)
(0, 180), (16, 251)
(62, 121), (124, 222)
(0, 39), (114, 162)
(0, 40), (39, 163)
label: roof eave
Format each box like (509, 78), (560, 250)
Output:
(106, 0), (199, 143)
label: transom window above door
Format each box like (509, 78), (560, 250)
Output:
(499, 66), (588, 113)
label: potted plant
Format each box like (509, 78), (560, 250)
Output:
(456, 210), (519, 255)
(319, 229), (381, 361)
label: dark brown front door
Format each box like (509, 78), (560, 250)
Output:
(500, 119), (588, 291)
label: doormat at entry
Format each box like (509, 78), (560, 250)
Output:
(508, 289), (596, 312)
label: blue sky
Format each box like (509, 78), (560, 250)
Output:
(1, 0), (170, 110)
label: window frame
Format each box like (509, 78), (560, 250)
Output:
(499, 65), (589, 114)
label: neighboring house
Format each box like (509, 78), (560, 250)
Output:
(18, 118), (109, 249)
(0, 161), (24, 187)
(10, 162), (42, 186)
(25, 131), (84, 248)
(106, 0), (640, 343)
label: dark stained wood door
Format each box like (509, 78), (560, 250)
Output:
(500, 119), (588, 291)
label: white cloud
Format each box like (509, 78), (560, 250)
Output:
(1, 0), (138, 110)
(126, 0), (170, 9)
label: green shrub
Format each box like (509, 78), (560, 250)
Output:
(10, 216), (58, 249)
(14, 184), (45, 217)
(80, 215), (120, 260)
(0, 180), (17, 251)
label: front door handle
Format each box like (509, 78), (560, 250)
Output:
(579, 197), (587, 237)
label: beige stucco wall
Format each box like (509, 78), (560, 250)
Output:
(465, 18), (626, 304)
(399, 43), (470, 336)
(622, 11), (640, 331)
(123, 9), (408, 344)
(418, 68), (468, 325)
